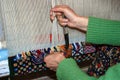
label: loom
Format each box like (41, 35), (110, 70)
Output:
(0, 0), (85, 79)
(0, 0), (85, 57)
(1, 0), (119, 79)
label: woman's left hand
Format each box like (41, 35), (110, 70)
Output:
(44, 52), (65, 71)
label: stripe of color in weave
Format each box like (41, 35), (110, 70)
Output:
(9, 42), (96, 76)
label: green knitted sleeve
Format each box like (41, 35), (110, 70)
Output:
(86, 17), (120, 46)
(56, 58), (120, 80)
(56, 58), (96, 80)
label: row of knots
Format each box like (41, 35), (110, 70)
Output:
(87, 45), (120, 77)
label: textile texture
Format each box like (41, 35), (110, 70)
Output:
(8, 42), (96, 77)
(8, 42), (120, 78)
(87, 44), (120, 77)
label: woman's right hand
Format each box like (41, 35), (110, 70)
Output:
(50, 5), (88, 32)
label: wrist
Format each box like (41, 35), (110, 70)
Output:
(75, 16), (88, 32)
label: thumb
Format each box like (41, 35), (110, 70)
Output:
(50, 50), (54, 54)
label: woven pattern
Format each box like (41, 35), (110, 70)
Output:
(11, 56), (46, 76)
(9, 42), (96, 76)
(87, 45), (120, 77)
(72, 42), (96, 62)
(9, 42), (120, 78)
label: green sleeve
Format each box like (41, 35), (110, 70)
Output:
(56, 58), (96, 80)
(56, 58), (120, 80)
(86, 17), (120, 46)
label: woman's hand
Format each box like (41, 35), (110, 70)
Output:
(50, 5), (88, 32)
(44, 52), (65, 71)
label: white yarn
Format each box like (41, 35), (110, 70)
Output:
(51, 0), (59, 46)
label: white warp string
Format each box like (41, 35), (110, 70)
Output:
(51, 0), (59, 46)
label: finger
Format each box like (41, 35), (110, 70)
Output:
(51, 5), (67, 12)
(50, 68), (56, 71)
(57, 16), (68, 27)
(50, 9), (63, 22)
(50, 68), (54, 70)
(44, 55), (52, 62)
(45, 60), (58, 67)
(50, 11), (55, 22)
(50, 50), (54, 54)
(45, 63), (58, 68)
(50, 15), (54, 22)
(50, 9), (53, 16)
(57, 16), (68, 23)
(50, 10), (60, 22)
(59, 22), (68, 27)
(61, 52), (64, 55)
(55, 12), (63, 16)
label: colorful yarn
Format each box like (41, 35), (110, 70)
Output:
(87, 45), (120, 77)
(8, 42), (96, 76)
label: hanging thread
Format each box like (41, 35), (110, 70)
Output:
(50, 0), (59, 47)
